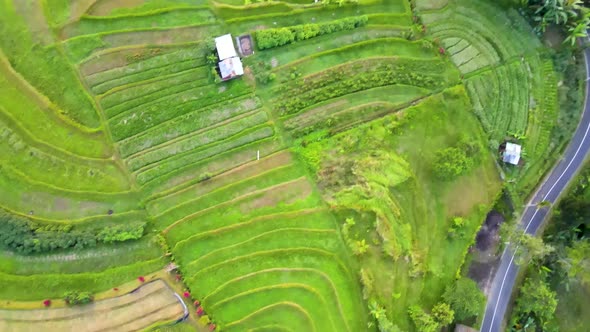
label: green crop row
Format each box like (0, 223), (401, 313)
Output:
(141, 136), (284, 196)
(366, 13), (412, 25)
(92, 59), (206, 95)
(0, 4), (100, 129)
(93, 0), (210, 16)
(147, 150), (293, 214)
(127, 111), (269, 171)
(103, 77), (209, 119)
(290, 102), (402, 138)
(0, 165), (139, 221)
(207, 269), (349, 331)
(274, 66), (446, 117)
(63, 8), (215, 39)
(137, 126), (275, 185)
(154, 163), (303, 225)
(0, 121), (128, 192)
(119, 96), (261, 157)
(211, 285), (336, 331)
(452, 0), (540, 51)
(165, 196), (323, 245)
(0, 58), (109, 157)
(254, 27), (409, 68)
(282, 84), (429, 135)
(0, 257), (166, 300)
(85, 46), (206, 87)
(222, 302), (314, 332)
(214, 2), (294, 20)
(274, 38), (439, 78)
(180, 248), (354, 302)
(0, 236), (161, 275)
(109, 79), (251, 141)
(187, 229), (340, 272)
(171, 209), (335, 256)
(429, 24), (503, 64)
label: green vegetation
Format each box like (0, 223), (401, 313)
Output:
(63, 290), (94, 305)
(508, 162), (590, 332)
(0, 0), (579, 330)
(255, 16), (369, 49)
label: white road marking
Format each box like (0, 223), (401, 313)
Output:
(482, 47), (590, 332)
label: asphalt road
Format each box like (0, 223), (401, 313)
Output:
(479, 43), (590, 332)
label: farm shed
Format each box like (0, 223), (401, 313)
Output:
(214, 34), (244, 80)
(503, 142), (521, 165)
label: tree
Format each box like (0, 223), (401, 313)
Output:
(432, 302), (454, 326)
(443, 277), (486, 321)
(433, 147), (473, 180)
(512, 277), (557, 328)
(408, 305), (439, 332)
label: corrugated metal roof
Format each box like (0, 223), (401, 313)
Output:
(215, 34), (237, 60)
(503, 142), (521, 165)
(219, 57), (243, 80)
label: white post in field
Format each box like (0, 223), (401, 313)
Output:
(257, 150), (260, 160)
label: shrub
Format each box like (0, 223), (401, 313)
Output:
(63, 291), (94, 305)
(433, 147), (474, 180)
(408, 305), (439, 332)
(255, 16), (368, 50)
(96, 222), (145, 243)
(442, 277), (486, 321)
(0, 209), (149, 254)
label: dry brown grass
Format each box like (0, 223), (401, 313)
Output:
(0, 280), (184, 331)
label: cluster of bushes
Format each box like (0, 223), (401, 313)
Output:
(63, 291), (94, 305)
(433, 136), (480, 181)
(0, 210), (145, 254)
(255, 16), (368, 50)
(275, 66), (441, 116)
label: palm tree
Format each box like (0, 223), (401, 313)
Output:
(564, 14), (590, 46)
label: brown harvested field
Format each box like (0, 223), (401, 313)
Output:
(0, 280), (185, 332)
(88, 0), (145, 16)
(147, 151), (293, 214)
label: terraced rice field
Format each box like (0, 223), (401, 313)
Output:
(0, 0), (563, 330)
(0, 280), (186, 331)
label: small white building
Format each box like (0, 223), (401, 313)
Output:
(503, 142), (521, 165)
(214, 34), (243, 81)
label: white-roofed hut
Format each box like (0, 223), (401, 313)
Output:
(214, 34), (243, 81)
(503, 142), (522, 165)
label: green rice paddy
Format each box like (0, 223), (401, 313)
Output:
(0, 0), (568, 330)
